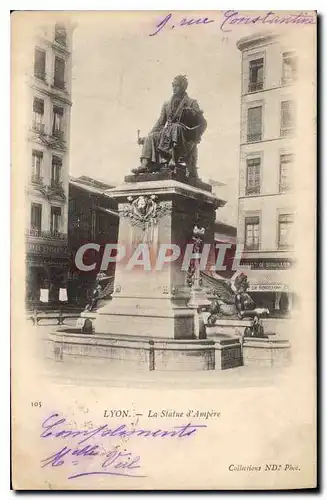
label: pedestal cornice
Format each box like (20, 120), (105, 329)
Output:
(105, 179), (226, 210)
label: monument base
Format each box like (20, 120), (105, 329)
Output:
(47, 329), (242, 371)
(242, 338), (291, 368)
(124, 170), (212, 193)
(93, 295), (196, 340)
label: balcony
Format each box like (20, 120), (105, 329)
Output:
(31, 174), (44, 185)
(32, 123), (45, 134)
(247, 132), (262, 143)
(52, 129), (64, 140)
(26, 228), (67, 240)
(51, 179), (63, 189)
(248, 81), (263, 93)
(34, 71), (47, 83)
(54, 36), (67, 47)
(245, 186), (260, 196)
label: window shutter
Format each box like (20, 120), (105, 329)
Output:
(247, 106), (262, 141)
(34, 48), (46, 78)
(246, 158), (261, 194)
(54, 57), (65, 87)
(281, 101), (295, 132)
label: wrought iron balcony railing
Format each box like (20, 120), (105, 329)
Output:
(245, 186), (260, 196)
(247, 132), (262, 143)
(26, 228), (67, 240)
(248, 81), (263, 93)
(52, 129), (64, 140)
(34, 71), (47, 82)
(50, 180), (64, 189)
(32, 123), (45, 134)
(31, 174), (44, 185)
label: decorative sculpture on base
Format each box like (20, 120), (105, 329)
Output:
(186, 225), (209, 340)
(132, 75), (207, 179)
(206, 272), (269, 338)
(84, 272), (114, 313)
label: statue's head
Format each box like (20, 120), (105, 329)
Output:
(172, 75), (188, 96)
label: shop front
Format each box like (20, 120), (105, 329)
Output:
(245, 269), (295, 316)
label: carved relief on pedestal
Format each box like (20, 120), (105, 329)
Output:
(120, 195), (171, 231)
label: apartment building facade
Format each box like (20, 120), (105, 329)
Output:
(25, 22), (73, 304)
(236, 33), (297, 314)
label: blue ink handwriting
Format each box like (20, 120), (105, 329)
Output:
(40, 413), (207, 480)
(149, 13), (215, 36)
(148, 11), (316, 36)
(220, 10), (316, 32)
(41, 445), (145, 480)
(40, 413), (207, 445)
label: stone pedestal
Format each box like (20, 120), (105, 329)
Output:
(46, 330), (242, 371)
(94, 179), (224, 339)
(242, 338), (291, 367)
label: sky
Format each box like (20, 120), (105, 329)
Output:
(69, 12), (257, 226)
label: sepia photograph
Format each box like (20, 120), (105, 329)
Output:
(11, 10), (317, 490)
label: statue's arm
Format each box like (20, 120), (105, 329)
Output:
(150, 103), (167, 134)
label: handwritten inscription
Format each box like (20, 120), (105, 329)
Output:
(149, 11), (316, 36)
(220, 10), (316, 32)
(149, 13), (214, 36)
(40, 413), (207, 480)
(41, 444), (145, 480)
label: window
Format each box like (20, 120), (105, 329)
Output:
(244, 216), (260, 251)
(246, 157), (261, 195)
(51, 155), (62, 187)
(31, 150), (43, 183)
(278, 214), (294, 249)
(248, 58), (264, 92)
(54, 24), (67, 46)
(247, 106), (262, 142)
(32, 98), (45, 133)
(34, 47), (46, 81)
(51, 206), (62, 234)
(54, 56), (65, 89)
(279, 154), (293, 192)
(52, 105), (64, 138)
(282, 52), (297, 84)
(30, 203), (42, 233)
(280, 100), (295, 136)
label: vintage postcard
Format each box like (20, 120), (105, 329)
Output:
(11, 10), (317, 490)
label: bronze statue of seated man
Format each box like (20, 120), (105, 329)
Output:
(132, 75), (207, 179)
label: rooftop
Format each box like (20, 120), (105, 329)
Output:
(236, 32), (278, 52)
(69, 175), (115, 194)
